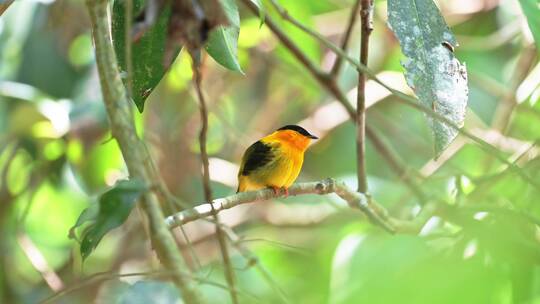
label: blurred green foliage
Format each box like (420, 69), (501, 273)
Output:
(0, 0), (539, 303)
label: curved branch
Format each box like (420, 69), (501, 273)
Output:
(165, 179), (396, 233)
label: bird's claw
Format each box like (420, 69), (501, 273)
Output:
(270, 186), (280, 196)
(269, 186), (289, 197)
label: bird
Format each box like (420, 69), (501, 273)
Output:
(237, 125), (318, 195)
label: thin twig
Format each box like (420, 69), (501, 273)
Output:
(356, 0), (373, 193)
(221, 227), (292, 304)
(165, 179), (395, 233)
(330, 0), (361, 77)
(86, 0), (202, 302)
(240, 0), (350, 106)
(0, 0), (14, 17)
(192, 56), (238, 304)
(17, 232), (64, 292)
(366, 126), (427, 203)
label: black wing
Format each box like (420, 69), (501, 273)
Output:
(240, 141), (274, 176)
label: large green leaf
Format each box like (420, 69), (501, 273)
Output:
(206, 0), (243, 73)
(69, 179), (146, 260)
(111, 0), (181, 112)
(518, 0), (540, 54)
(330, 235), (509, 304)
(388, 0), (468, 157)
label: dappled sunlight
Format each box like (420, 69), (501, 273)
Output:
(0, 0), (539, 303)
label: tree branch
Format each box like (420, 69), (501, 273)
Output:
(221, 226), (291, 304)
(240, 0), (349, 106)
(165, 179), (396, 233)
(330, 0), (361, 77)
(192, 58), (238, 304)
(366, 127), (427, 204)
(356, 0), (373, 193)
(0, 0), (13, 17)
(86, 0), (202, 302)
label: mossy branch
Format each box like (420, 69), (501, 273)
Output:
(165, 179), (396, 233)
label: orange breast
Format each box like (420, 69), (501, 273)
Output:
(265, 130), (309, 187)
(237, 130), (312, 192)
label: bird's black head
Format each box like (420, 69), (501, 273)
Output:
(277, 125), (318, 139)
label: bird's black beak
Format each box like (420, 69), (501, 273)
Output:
(308, 134), (319, 140)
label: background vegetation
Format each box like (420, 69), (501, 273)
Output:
(0, 0), (539, 303)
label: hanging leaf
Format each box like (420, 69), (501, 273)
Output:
(111, 0), (181, 113)
(205, 0), (243, 73)
(518, 0), (540, 54)
(387, 0), (468, 157)
(69, 179), (147, 260)
(249, 0), (266, 27)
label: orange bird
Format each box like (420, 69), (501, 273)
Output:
(237, 125), (318, 195)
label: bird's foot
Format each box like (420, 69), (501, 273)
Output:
(269, 186), (288, 197)
(270, 186), (280, 196)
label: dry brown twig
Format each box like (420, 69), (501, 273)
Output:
(356, 0), (374, 193)
(192, 55), (239, 304)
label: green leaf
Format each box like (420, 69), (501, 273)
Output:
(70, 179), (146, 260)
(206, 0), (243, 73)
(111, 0), (181, 112)
(68, 203), (98, 241)
(249, 0), (265, 27)
(518, 0), (540, 54)
(330, 235), (509, 304)
(388, 0), (468, 157)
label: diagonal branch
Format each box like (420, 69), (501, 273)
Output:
(165, 179), (396, 233)
(0, 0), (13, 17)
(86, 0), (202, 302)
(330, 0), (361, 77)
